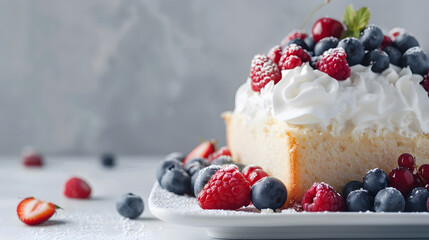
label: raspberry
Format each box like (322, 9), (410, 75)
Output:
(279, 55), (302, 70)
(64, 177), (91, 199)
(301, 182), (345, 212)
(281, 30), (308, 46)
(380, 35), (393, 50)
(207, 146), (231, 162)
(198, 165), (251, 210)
(249, 54), (282, 92)
(267, 45), (282, 65)
(280, 44), (311, 64)
(316, 48), (351, 81)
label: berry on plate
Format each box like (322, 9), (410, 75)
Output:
(312, 17), (344, 43)
(116, 193), (144, 219)
(405, 187), (429, 212)
(183, 141), (215, 165)
(301, 182), (345, 212)
(383, 46), (402, 67)
(286, 38), (309, 51)
(342, 180), (363, 200)
(100, 153), (115, 167)
(64, 177), (92, 199)
(193, 165), (222, 197)
(397, 153), (416, 172)
(374, 187), (405, 212)
(156, 158), (183, 184)
(267, 45), (283, 65)
(388, 167), (415, 197)
(210, 155), (234, 166)
(198, 165), (251, 210)
(160, 165), (191, 195)
(418, 164), (429, 185)
(337, 37), (365, 66)
(17, 197), (59, 225)
(363, 168), (389, 195)
(316, 48), (351, 81)
(359, 24), (384, 50)
(22, 148), (43, 167)
(249, 54), (282, 92)
(394, 33), (419, 53)
(402, 47), (429, 76)
(304, 35), (315, 51)
(314, 37), (339, 56)
(207, 146), (231, 162)
(380, 35), (393, 50)
(244, 168), (269, 186)
(362, 49), (390, 73)
(279, 55), (302, 70)
(251, 177), (287, 211)
(346, 189), (374, 212)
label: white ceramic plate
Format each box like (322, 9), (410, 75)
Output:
(148, 183), (429, 239)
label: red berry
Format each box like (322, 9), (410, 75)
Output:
(267, 45), (283, 65)
(279, 55), (303, 70)
(418, 164), (429, 184)
(316, 48), (351, 81)
(301, 182), (345, 212)
(249, 54), (282, 92)
(183, 141), (216, 165)
(247, 169), (269, 186)
(22, 149), (43, 167)
(425, 184), (429, 191)
(397, 153), (416, 172)
(207, 146), (232, 162)
(198, 165), (251, 210)
(242, 165), (263, 179)
(64, 177), (91, 199)
(380, 35), (393, 50)
(389, 27), (405, 41)
(17, 197), (58, 225)
(421, 70), (429, 92)
(414, 174), (424, 188)
(388, 167), (415, 196)
(281, 30), (308, 46)
(312, 17), (344, 43)
(280, 44), (311, 63)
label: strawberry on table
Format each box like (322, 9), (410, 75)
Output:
(64, 177), (92, 199)
(183, 141), (216, 165)
(17, 197), (59, 225)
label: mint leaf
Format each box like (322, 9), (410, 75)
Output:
(343, 4), (355, 29)
(341, 5), (370, 39)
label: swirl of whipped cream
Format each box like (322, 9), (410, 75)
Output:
(234, 63), (429, 136)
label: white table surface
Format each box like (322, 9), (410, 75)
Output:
(0, 156), (212, 240)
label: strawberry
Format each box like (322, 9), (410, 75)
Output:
(64, 177), (91, 199)
(183, 141), (216, 165)
(207, 146), (231, 162)
(17, 197), (58, 225)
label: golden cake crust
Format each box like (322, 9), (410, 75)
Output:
(223, 111), (429, 207)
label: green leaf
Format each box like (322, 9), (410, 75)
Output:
(342, 29), (359, 39)
(343, 4), (355, 29)
(354, 7), (370, 31)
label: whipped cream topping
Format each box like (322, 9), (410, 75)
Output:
(234, 63), (429, 136)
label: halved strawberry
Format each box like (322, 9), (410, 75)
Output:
(17, 197), (58, 225)
(208, 146), (231, 162)
(183, 141), (216, 165)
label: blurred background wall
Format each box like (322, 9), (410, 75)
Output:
(1, 0), (428, 155)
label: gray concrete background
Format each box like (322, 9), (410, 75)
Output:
(1, 0), (428, 155)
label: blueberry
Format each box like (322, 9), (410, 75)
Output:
(186, 161), (206, 177)
(362, 49), (390, 73)
(193, 165), (222, 197)
(211, 156), (234, 165)
(251, 177), (287, 211)
(402, 47), (429, 75)
(394, 33), (419, 53)
(374, 187), (405, 212)
(184, 157), (209, 170)
(304, 35), (315, 51)
(165, 152), (186, 162)
(160, 167), (191, 195)
(156, 159), (183, 184)
(287, 38), (309, 51)
(116, 193), (144, 219)
(101, 153), (115, 167)
(314, 37), (339, 56)
(337, 37), (365, 66)
(343, 180), (363, 200)
(363, 168), (389, 195)
(359, 24), (384, 50)
(405, 187), (429, 212)
(383, 46), (402, 66)
(310, 56), (319, 69)
(346, 189), (374, 212)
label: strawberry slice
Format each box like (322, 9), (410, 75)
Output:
(17, 197), (58, 225)
(207, 146), (231, 162)
(183, 141), (216, 165)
